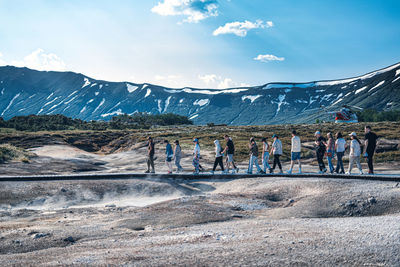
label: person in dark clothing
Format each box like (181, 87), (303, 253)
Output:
(364, 125), (378, 174)
(145, 136), (155, 173)
(211, 140), (224, 174)
(314, 131), (327, 173)
(222, 135), (239, 174)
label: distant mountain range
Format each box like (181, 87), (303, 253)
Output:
(0, 63), (399, 125)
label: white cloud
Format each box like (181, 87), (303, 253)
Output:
(198, 74), (250, 89)
(154, 74), (183, 87)
(254, 54), (285, 62)
(213, 19), (273, 37)
(10, 49), (66, 71)
(151, 0), (218, 23)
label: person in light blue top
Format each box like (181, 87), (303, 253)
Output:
(262, 137), (271, 173)
(164, 140), (173, 174)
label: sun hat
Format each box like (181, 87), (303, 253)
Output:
(349, 132), (357, 137)
(193, 138), (199, 142)
(272, 134), (278, 138)
(315, 131), (321, 136)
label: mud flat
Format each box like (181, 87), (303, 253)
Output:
(1, 177), (400, 266)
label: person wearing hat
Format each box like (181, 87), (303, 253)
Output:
(314, 131), (327, 174)
(347, 132), (363, 175)
(192, 138), (201, 175)
(173, 140), (183, 173)
(269, 134), (283, 174)
(247, 137), (265, 174)
(145, 136), (155, 173)
(262, 137), (271, 173)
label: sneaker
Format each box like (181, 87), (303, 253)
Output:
(193, 171), (199, 175)
(144, 170), (150, 173)
(318, 171), (323, 174)
(231, 170), (236, 174)
(257, 170), (265, 174)
(298, 169), (302, 174)
(151, 170), (155, 174)
(359, 171), (364, 175)
(287, 170), (292, 175)
(322, 168), (327, 173)
(247, 171), (252, 174)
(345, 172), (350, 175)
(269, 168), (273, 174)
(168, 171), (172, 174)
(236, 168), (240, 173)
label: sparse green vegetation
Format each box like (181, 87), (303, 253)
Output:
(0, 144), (35, 163)
(356, 109), (400, 122)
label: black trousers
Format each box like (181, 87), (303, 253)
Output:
(335, 152), (345, 173)
(317, 149), (326, 171)
(272, 154), (282, 170)
(213, 156), (224, 171)
(367, 151), (375, 173)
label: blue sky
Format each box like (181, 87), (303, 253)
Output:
(0, 0), (399, 88)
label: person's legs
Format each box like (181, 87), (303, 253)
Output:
(167, 160), (173, 173)
(248, 156), (254, 174)
(317, 150), (326, 172)
(149, 156), (155, 172)
(217, 157), (224, 171)
(355, 157), (363, 173)
(348, 156), (354, 174)
(254, 156), (262, 172)
(272, 154), (277, 170)
(327, 155), (334, 173)
(146, 157), (151, 172)
(276, 155), (282, 172)
(212, 157), (219, 172)
(192, 158), (199, 173)
(367, 152), (374, 174)
(336, 152), (344, 173)
(263, 152), (271, 172)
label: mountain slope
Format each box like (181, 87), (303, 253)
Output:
(0, 63), (399, 125)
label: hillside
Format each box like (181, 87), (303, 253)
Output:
(0, 63), (399, 124)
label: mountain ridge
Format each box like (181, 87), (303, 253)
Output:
(0, 62), (399, 125)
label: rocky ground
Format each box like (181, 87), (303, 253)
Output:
(0, 177), (400, 266)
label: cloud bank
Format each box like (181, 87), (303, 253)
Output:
(9, 49), (66, 71)
(254, 54), (285, 62)
(152, 0), (219, 23)
(213, 20), (273, 37)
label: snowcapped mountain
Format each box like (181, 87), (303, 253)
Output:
(0, 62), (399, 125)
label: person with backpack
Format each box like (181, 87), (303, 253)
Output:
(347, 132), (363, 175)
(164, 140), (173, 174)
(247, 138), (265, 174)
(288, 130), (302, 174)
(335, 132), (347, 174)
(326, 132), (335, 174)
(173, 140), (183, 173)
(262, 137), (271, 173)
(145, 136), (156, 174)
(211, 140), (225, 174)
(192, 138), (201, 175)
(222, 135), (239, 174)
(315, 131), (327, 174)
(270, 134), (283, 174)
(364, 125), (378, 174)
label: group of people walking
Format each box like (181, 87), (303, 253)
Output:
(144, 126), (378, 176)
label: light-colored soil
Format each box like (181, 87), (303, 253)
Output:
(0, 177), (400, 266)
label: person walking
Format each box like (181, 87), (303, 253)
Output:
(192, 138), (201, 175)
(335, 132), (346, 174)
(145, 136), (155, 173)
(347, 132), (363, 174)
(222, 135), (239, 174)
(288, 130), (302, 174)
(315, 131), (327, 174)
(247, 138), (265, 174)
(364, 125), (378, 174)
(173, 140), (183, 173)
(211, 140), (225, 174)
(326, 132), (335, 174)
(270, 134), (283, 174)
(262, 137), (271, 173)
(164, 140), (173, 174)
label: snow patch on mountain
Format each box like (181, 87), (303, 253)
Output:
(193, 99), (210, 107)
(82, 78), (91, 88)
(101, 109), (123, 118)
(157, 100), (162, 113)
(93, 98), (105, 113)
(165, 87), (248, 95)
(80, 106), (86, 113)
(90, 83), (97, 87)
(189, 114), (199, 120)
(1, 93), (20, 116)
(355, 86), (368, 94)
(393, 76), (400, 83)
(46, 92), (54, 100)
(64, 95), (78, 105)
(368, 81), (385, 92)
(164, 96), (172, 113)
(145, 89), (151, 98)
(126, 83), (139, 93)
(179, 99), (184, 103)
(242, 95), (262, 103)
(43, 96), (60, 107)
(263, 83), (315, 90)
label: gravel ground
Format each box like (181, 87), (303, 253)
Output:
(1, 177), (400, 266)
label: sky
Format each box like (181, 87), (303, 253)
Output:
(0, 0), (400, 89)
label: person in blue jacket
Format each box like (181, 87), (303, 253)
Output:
(164, 140), (173, 174)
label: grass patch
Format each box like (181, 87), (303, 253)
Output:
(0, 144), (35, 164)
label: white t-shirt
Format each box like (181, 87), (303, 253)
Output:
(350, 139), (361, 156)
(291, 136), (301, 152)
(193, 144), (200, 158)
(335, 138), (346, 153)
